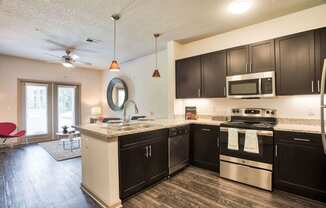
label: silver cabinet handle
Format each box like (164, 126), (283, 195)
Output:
(145, 146), (149, 158)
(224, 87), (226, 96)
(198, 89), (201, 97)
(201, 128), (211, 132)
(149, 145), (152, 157)
(293, 138), (311, 142)
(250, 63), (252, 73)
(318, 80), (320, 93)
(246, 63), (248, 73)
(275, 144), (277, 157)
(312, 80), (314, 93)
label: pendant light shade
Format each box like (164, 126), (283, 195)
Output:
(109, 60), (120, 71)
(152, 33), (161, 78)
(108, 14), (120, 71)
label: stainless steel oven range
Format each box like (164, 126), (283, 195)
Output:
(219, 108), (277, 191)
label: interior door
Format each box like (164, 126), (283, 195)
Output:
(22, 82), (52, 141)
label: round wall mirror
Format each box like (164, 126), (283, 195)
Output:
(107, 78), (128, 111)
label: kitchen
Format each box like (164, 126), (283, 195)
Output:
(1, 1), (326, 208)
(77, 3), (326, 208)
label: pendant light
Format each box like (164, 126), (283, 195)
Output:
(152, 33), (161, 78)
(109, 14), (120, 71)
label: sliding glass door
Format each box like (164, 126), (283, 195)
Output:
(20, 80), (80, 142)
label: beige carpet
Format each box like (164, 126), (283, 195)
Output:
(38, 139), (81, 161)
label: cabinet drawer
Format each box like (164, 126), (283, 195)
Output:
(119, 129), (168, 148)
(275, 131), (322, 147)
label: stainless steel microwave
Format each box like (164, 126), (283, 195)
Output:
(226, 71), (275, 98)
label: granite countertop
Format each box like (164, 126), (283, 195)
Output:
(274, 123), (323, 134)
(76, 117), (325, 140)
(75, 118), (224, 140)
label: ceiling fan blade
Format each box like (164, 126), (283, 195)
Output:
(45, 39), (68, 49)
(76, 61), (92, 66)
(74, 48), (97, 53)
(44, 53), (62, 59)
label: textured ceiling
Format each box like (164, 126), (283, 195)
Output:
(0, 0), (325, 69)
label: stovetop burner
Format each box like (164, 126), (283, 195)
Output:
(220, 121), (275, 130)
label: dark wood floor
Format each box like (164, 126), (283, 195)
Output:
(1, 144), (326, 208)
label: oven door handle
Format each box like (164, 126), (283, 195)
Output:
(220, 127), (273, 136)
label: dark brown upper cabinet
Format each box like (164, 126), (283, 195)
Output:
(227, 46), (249, 75)
(275, 31), (315, 95)
(201, 51), (227, 98)
(315, 27), (326, 93)
(227, 40), (275, 76)
(249, 40), (275, 73)
(176, 51), (227, 99)
(176, 56), (202, 98)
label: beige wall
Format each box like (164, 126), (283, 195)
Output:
(169, 4), (326, 119)
(102, 50), (169, 119)
(0, 55), (103, 125)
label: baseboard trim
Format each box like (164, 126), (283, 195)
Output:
(80, 184), (122, 208)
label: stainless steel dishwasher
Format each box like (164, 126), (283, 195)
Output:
(168, 125), (190, 175)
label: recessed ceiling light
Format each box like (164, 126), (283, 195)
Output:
(228, 0), (252, 14)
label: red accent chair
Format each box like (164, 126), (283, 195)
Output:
(0, 122), (26, 144)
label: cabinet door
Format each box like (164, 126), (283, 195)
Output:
(176, 56), (201, 98)
(191, 125), (219, 171)
(119, 144), (147, 199)
(275, 31), (315, 95)
(227, 46), (249, 76)
(201, 51), (227, 98)
(146, 137), (168, 184)
(249, 40), (275, 73)
(274, 131), (326, 201)
(315, 27), (326, 93)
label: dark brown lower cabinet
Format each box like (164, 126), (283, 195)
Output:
(191, 124), (220, 172)
(274, 131), (326, 202)
(119, 129), (168, 200)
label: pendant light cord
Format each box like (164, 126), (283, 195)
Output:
(155, 35), (158, 68)
(113, 18), (117, 60)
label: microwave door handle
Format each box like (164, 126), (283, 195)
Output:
(258, 79), (262, 95)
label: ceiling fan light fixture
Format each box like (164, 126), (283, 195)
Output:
(62, 62), (74, 68)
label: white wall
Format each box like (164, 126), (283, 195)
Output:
(169, 4), (326, 119)
(0, 55), (103, 125)
(102, 50), (169, 119)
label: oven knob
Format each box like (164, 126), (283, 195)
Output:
(266, 110), (270, 114)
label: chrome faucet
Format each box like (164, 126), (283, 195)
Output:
(123, 99), (139, 122)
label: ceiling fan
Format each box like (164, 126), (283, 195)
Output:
(45, 48), (93, 68)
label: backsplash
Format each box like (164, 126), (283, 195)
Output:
(174, 95), (320, 119)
